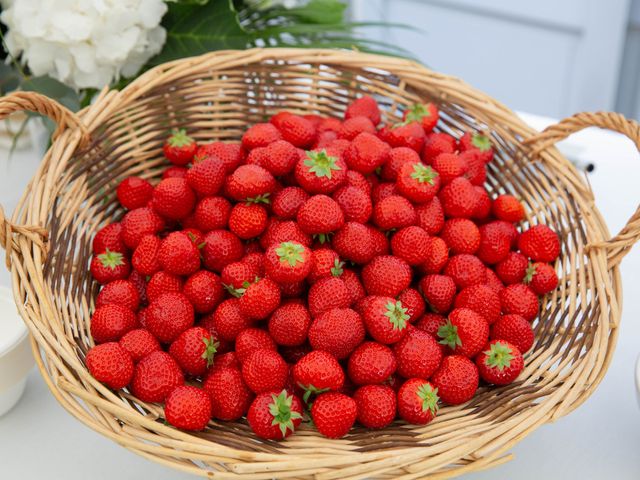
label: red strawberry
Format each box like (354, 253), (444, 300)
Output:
(204, 366), (253, 421)
(309, 308), (365, 359)
(163, 129), (196, 165)
(462, 151), (487, 187)
(347, 341), (396, 386)
(454, 284), (501, 325)
(476, 340), (524, 385)
(221, 261), (258, 296)
(396, 162), (440, 204)
(242, 349), (288, 394)
(152, 178), (196, 221)
(345, 132), (391, 174)
(308, 248), (341, 284)
(341, 268), (367, 304)
(371, 182), (398, 203)
(229, 203), (268, 240)
(202, 230), (244, 272)
(397, 378), (439, 425)
(439, 177), (477, 218)
(432, 153), (468, 185)
(311, 392), (357, 438)
(345, 95), (381, 125)
(459, 132), (494, 164)
(272, 186), (309, 219)
(131, 351), (184, 403)
(485, 267), (505, 295)
(261, 219), (311, 249)
(96, 279), (140, 311)
(403, 102), (439, 133)
(209, 351), (240, 372)
(437, 307), (489, 357)
(378, 121), (425, 152)
(119, 329), (161, 363)
(243, 252), (265, 275)
(362, 255), (411, 297)
(345, 170), (373, 195)
(314, 130), (339, 148)
(265, 241), (312, 283)
(338, 116), (376, 140)
(225, 164), (276, 202)
(273, 114), (316, 148)
(495, 252), (529, 285)
(212, 298), (252, 342)
(194, 196), (231, 232)
(381, 147), (421, 181)
(158, 231), (200, 276)
(444, 254), (486, 289)
(518, 225), (560, 262)
(415, 197), (445, 235)
(239, 277), (281, 320)
(146, 292), (195, 343)
(492, 194), (524, 223)
(362, 296), (409, 344)
(183, 270), (224, 314)
(304, 114), (324, 128)
(268, 302), (311, 346)
(419, 274), (456, 313)
(235, 328), (277, 363)
(525, 262), (558, 295)
(164, 385), (211, 431)
(242, 123), (282, 150)
(389, 226), (430, 266)
(248, 390), (303, 440)
(333, 222), (375, 264)
(332, 185), (372, 223)
(146, 271), (183, 302)
(196, 142), (244, 173)
(477, 222), (511, 265)
(132, 234), (161, 275)
(295, 149), (346, 193)
(90, 304), (137, 343)
(441, 218), (480, 255)
(394, 327), (443, 379)
(415, 312), (447, 339)
(297, 195), (345, 239)
(431, 355), (479, 405)
(91, 250), (130, 284)
(419, 236), (449, 275)
(422, 132), (456, 164)
(373, 195), (417, 230)
(86, 342), (134, 389)
(169, 326), (217, 376)
(117, 177), (154, 210)
(187, 157), (227, 199)
(293, 350), (344, 401)
(494, 220), (520, 248)
(162, 166), (188, 179)
(354, 384), (396, 429)
(490, 314), (535, 354)
(93, 223), (127, 254)
(500, 284), (539, 321)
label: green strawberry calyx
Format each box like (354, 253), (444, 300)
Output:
(384, 301), (410, 331)
(201, 336), (219, 368)
(410, 163), (438, 185)
(314, 232), (333, 244)
(304, 150), (341, 179)
(417, 383), (439, 416)
(276, 241), (306, 268)
(224, 283), (246, 298)
(167, 128), (194, 147)
(404, 103), (432, 123)
(97, 249), (125, 270)
(471, 133), (492, 152)
(437, 320), (462, 350)
(483, 341), (514, 371)
(246, 193), (271, 205)
(330, 259), (344, 277)
(523, 263), (536, 284)
(298, 382), (329, 404)
(269, 390), (303, 438)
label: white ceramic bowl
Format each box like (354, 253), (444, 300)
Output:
(0, 286), (34, 417)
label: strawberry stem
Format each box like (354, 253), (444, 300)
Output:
(410, 163), (438, 184)
(384, 300), (410, 330)
(269, 390), (302, 438)
(304, 150), (341, 179)
(417, 383), (439, 415)
(276, 241), (306, 268)
(201, 336), (219, 368)
(330, 259), (344, 277)
(437, 320), (462, 350)
(97, 249), (124, 269)
(471, 133), (492, 151)
(483, 341), (514, 371)
(167, 128), (193, 147)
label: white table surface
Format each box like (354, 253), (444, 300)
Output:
(1, 113), (639, 479)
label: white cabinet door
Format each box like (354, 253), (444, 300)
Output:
(351, 0), (630, 118)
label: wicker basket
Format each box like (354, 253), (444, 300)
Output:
(0, 48), (638, 479)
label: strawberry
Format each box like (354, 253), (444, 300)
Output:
(465, 153), (487, 187)
(362, 296), (409, 344)
(117, 177), (154, 210)
(394, 327), (443, 379)
(441, 218), (480, 255)
(242, 123), (282, 150)
(295, 149), (346, 193)
(345, 132), (391, 174)
(188, 156), (227, 198)
(273, 114), (316, 148)
(490, 314), (535, 354)
(146, 271), (183, 302)
(158, 231), (200, 276)
(347, 341), (396, 386)
(314, 130), (339, 148)
(403, 102), (439, 133)
(119, 329), (161, 363)
(422, 132), (456, 164)
(362, 255), (411, 297)
(183, 270), (224, 314)
(439, 177), (477, 218)
(500, 283), (539, 321)
(371, 182), (398, 203)
(415, 312), (447, 339)
(90, 304), (137, 343)
(397, 378), (439, 425)
(293, 350), (345, 401)
(268, 302), (311, 346)
(415, 197), (445, 235)
(169, 327), (217, 376)
(484, 267), (505, 295)
(518, 224), (560, 262)
(378, 121), (425, 152)
(265, 241), (312, 283)
(419, 237), (447, 277)
(397, 288), (425, 323)
(162, 166), (188, 179)
(152, 178), (196, 221)
(146, 292), (195, 343)
(163, 129), (197, 165)
(345, 170), (373, 195)
(492, 194), (524, 223)
(459, 132), (494, 164)
(261, 220), (312, 249)
(208, 351), (239, 372)
(297, 194), (344, 239)
(397, 163), (440, 204)
(225, 164), (276, 202)
(437, 307), (489, 357)
(431, 355), (479, 405)
(311, 392), (357, 438)
(381, 147), (421, 181)
(444, 254), (486, 289)
(525, 262), (558, 295)
(476, 340), (524, 385)
(93, 223), (127, 254)
(338, 116), (376, 140)
(495, 252), (528, 285)
(333, 222), (375, 264)
(432, 153), (468, 185)
(454, 284), (501, 325)
(164, 385), (211, 431)
(332, 185), (372, 223)
(235, 328), (277, 363)
(131, 351), (184, 403)
(96, 279), (140, 311)
(243, 252), (265, 275)
(212, 298), (252, 342)
(342, 268), (366, 304)
(308, 248), (341, 284)
(309, 308), (365, 359)
(319, 117), (343, 133)
(241, 349), (288, 394)
(373, 195), (417, 231)
(221, 261), (258, 296)
(196, 142), (244, 173)
(91, 250), (130, 284)
(477, 222), (511, 265)
(272, 186), (309, 219)
(86, 342), (134, 389)
(304, 114), (324, 128)
(345, 95), (381, 125)
(248, 390), (303, 440)
(229, 203), (268, 240)
(239, 278), (281, 320)
(194, 196), (231, 232)
(493, 220), (520, 248)
(202, 230), (244, 272)
(204, 366), (253, 421)
(354, 384), (396, 429)
(132, 234), (161, 275)
(419, 274), (456, 313)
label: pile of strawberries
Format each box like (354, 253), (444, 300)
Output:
(85, 96), (560, 440)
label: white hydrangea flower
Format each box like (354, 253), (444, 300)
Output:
(0, 0), (167, 90)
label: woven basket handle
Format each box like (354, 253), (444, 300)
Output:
(524, 111), (640, 267)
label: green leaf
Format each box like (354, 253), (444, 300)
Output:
(21, 76), (80, 112)
(282, 0), (347, 24)
(0, 64), (21, 95)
